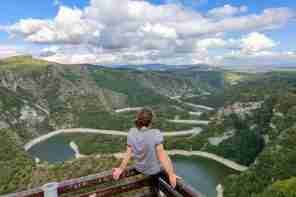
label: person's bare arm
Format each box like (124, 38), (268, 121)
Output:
(113, 146), (132, 180)
(156, 144), (177, 187)
(119, 146), (132, 170)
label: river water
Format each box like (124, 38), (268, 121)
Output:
(28, 134), (237, 197)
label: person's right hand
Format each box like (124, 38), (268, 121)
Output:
(112, 168), (123, 180)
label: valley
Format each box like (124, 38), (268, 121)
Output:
(1, 56), (296, 197)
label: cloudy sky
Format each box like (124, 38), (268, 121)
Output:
(0, 0), (295, 67)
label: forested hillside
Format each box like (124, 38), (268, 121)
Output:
(0, 56), (223, 145)
(220, 72), (296, 197)
(173, 71), (296, 196)
(0, 129), (34, 193)
(0, 128), (121, 195)
(1, 56), (296, 196)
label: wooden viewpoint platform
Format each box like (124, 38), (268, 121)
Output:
(4, 167), (203, 197)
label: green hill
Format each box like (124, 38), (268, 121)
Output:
(0, 55), (54, 71)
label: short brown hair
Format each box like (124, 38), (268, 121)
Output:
(135, 108), (154, 129)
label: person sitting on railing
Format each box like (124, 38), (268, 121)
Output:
(113, 108), (178, 189)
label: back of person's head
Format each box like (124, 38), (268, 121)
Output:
(135, 108), (154, 129)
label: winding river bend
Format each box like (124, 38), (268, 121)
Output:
(28, 133), (238, 197)
(24, 128), (202, 151)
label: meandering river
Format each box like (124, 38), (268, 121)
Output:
(28, 134), (237, 197)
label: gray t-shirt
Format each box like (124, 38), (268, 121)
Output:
(127, 127), (164, 175)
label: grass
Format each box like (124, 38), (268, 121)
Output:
(0, 55), (53, 71)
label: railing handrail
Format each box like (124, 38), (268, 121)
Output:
(2, 166), (202, 197)
(176, 179), (205, 197)
(3, 166), (139, 197)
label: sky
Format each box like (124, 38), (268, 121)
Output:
(0, 0), (295, 67)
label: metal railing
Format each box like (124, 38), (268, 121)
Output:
(3, 166), (203, 197)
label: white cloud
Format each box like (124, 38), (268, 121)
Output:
(2, 0), (295, 66)
(9, 6), (103, 44)
(241, 32), (276, 52)
(214, 32), (295, 66)
(139, 23), (177, 39)
(195, 38), (227, 49)
(0, 45), (23, 58)
(221, 50), (296, 67)
(192, 32), (282, 66)
(208, 4), (248, 18)
(9, 19), (49, 35)
(39, 45), (60, 57)
(194, 32), (276, 52)
(178, 7), (295, 37)
(8, 1), (294, 45)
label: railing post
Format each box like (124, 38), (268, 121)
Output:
(216, 184), (223, 197)
(42, 182), (59, 197)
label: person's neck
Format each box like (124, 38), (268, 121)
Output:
(140, 126), (149, 131)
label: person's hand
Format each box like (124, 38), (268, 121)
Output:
(112, 168), (123, 180)
(169, 173), (177, 188)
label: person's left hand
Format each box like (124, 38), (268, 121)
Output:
(169, 173), (177, 188)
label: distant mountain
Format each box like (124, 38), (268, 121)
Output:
(109, 63), (216, 71)
(0, 55), (224, 143)
(222, 64), (296, 73)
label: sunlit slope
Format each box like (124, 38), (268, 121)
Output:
(0, 55), (55, 71)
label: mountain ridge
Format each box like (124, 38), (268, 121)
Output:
(1, 55), (296, 196)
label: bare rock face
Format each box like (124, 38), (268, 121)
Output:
(19, 105), (43, 121)
(19, 105), (46, 127)
(0, 121), (9, 129)
(0, 63), (128, 142)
